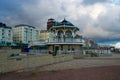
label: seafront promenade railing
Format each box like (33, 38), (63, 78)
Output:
(28, 49), (111, 55)
(56, 50), (111, 54)
(29, 50), (49, 54)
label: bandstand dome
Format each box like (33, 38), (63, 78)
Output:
(49, 19), (79, 31)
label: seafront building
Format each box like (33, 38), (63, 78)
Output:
(12, 24), (39, 46)
(47, 18), (56, 30)
(29, 18), (85, 54)
(0, 19), (112, 73)
(47, 18), (84, 54)
(0, 22), (13, 46)
(0, 19), (110, 55)
(39, 30), (50, 41)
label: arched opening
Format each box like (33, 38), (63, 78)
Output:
(57, 30), (63, 38)
(57, 30), (63, 42)
(65, 30), (72, 38)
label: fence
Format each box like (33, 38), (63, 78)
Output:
(29, 50), (49, 54)
(28, 49), (111, 55)
(56, 49), (111, 55)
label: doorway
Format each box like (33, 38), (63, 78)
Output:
(54, 46), (59, 55)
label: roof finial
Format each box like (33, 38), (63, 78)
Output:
(64, 17), (66, 21)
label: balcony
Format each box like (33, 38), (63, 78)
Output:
(48, 37), (84, 45)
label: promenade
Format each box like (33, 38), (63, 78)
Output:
(1, 53), (120, 80)
(38, 53), (120, 71)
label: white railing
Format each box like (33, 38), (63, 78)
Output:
(28, 49), (111, 55)
(29, 50), (49, 54)
(48, 38), (84, 43)
(56, 50), (84, 54)
(57, 50), (111, 55)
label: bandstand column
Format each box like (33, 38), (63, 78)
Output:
(72, 29), (76, 38)
(63, 29), (66, 35)
(55, 29), (58, 36)
(63, 29), (66, 42)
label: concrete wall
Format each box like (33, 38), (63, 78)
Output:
(0, 49), (73, 73)
(0, 50), (6, 73)
(0, 48), (111, 73)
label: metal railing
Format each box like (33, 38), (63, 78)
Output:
(28, 49), (111, 55)
(29, 50), (49, 54)
(55, 49), (111, 55)
(48, 37), (83, 43)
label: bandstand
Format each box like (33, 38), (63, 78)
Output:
(47, 19), (84, 54)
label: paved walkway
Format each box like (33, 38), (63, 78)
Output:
(38, 53), (120, 71)
(2, 53), (120, 80)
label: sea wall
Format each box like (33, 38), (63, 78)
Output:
(0, 49), (73, 73)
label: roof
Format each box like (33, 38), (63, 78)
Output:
(54, 19), (74, 26)
(0, 26), (12, 29)
(0, 22), (12, 29)
(61, 19), (74, 26)
(15, 24), (35, 29)
(50, 19), (79, 30)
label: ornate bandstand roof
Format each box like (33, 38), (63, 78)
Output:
(61, 19), (74, 26)
(49, 19), (79, 31)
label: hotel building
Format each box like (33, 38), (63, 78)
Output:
(39, 30), (50, 41)
(0, 22), (13, 46)
(13, 24), (39, 45)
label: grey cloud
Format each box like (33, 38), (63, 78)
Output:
(82, 0), (108, 5)
(96, 7), (120, 36)
(0, 0), (120, 43)
(0, 0), (40, 27)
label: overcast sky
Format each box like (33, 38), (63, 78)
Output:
(0, 0), (120, 44)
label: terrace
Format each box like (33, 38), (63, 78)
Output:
(48, 37), (84, 45)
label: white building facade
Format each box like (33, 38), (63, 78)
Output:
(39, 30), (50, 41)
(13, 24), (39, 45)
(0, 23), (13, 46)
